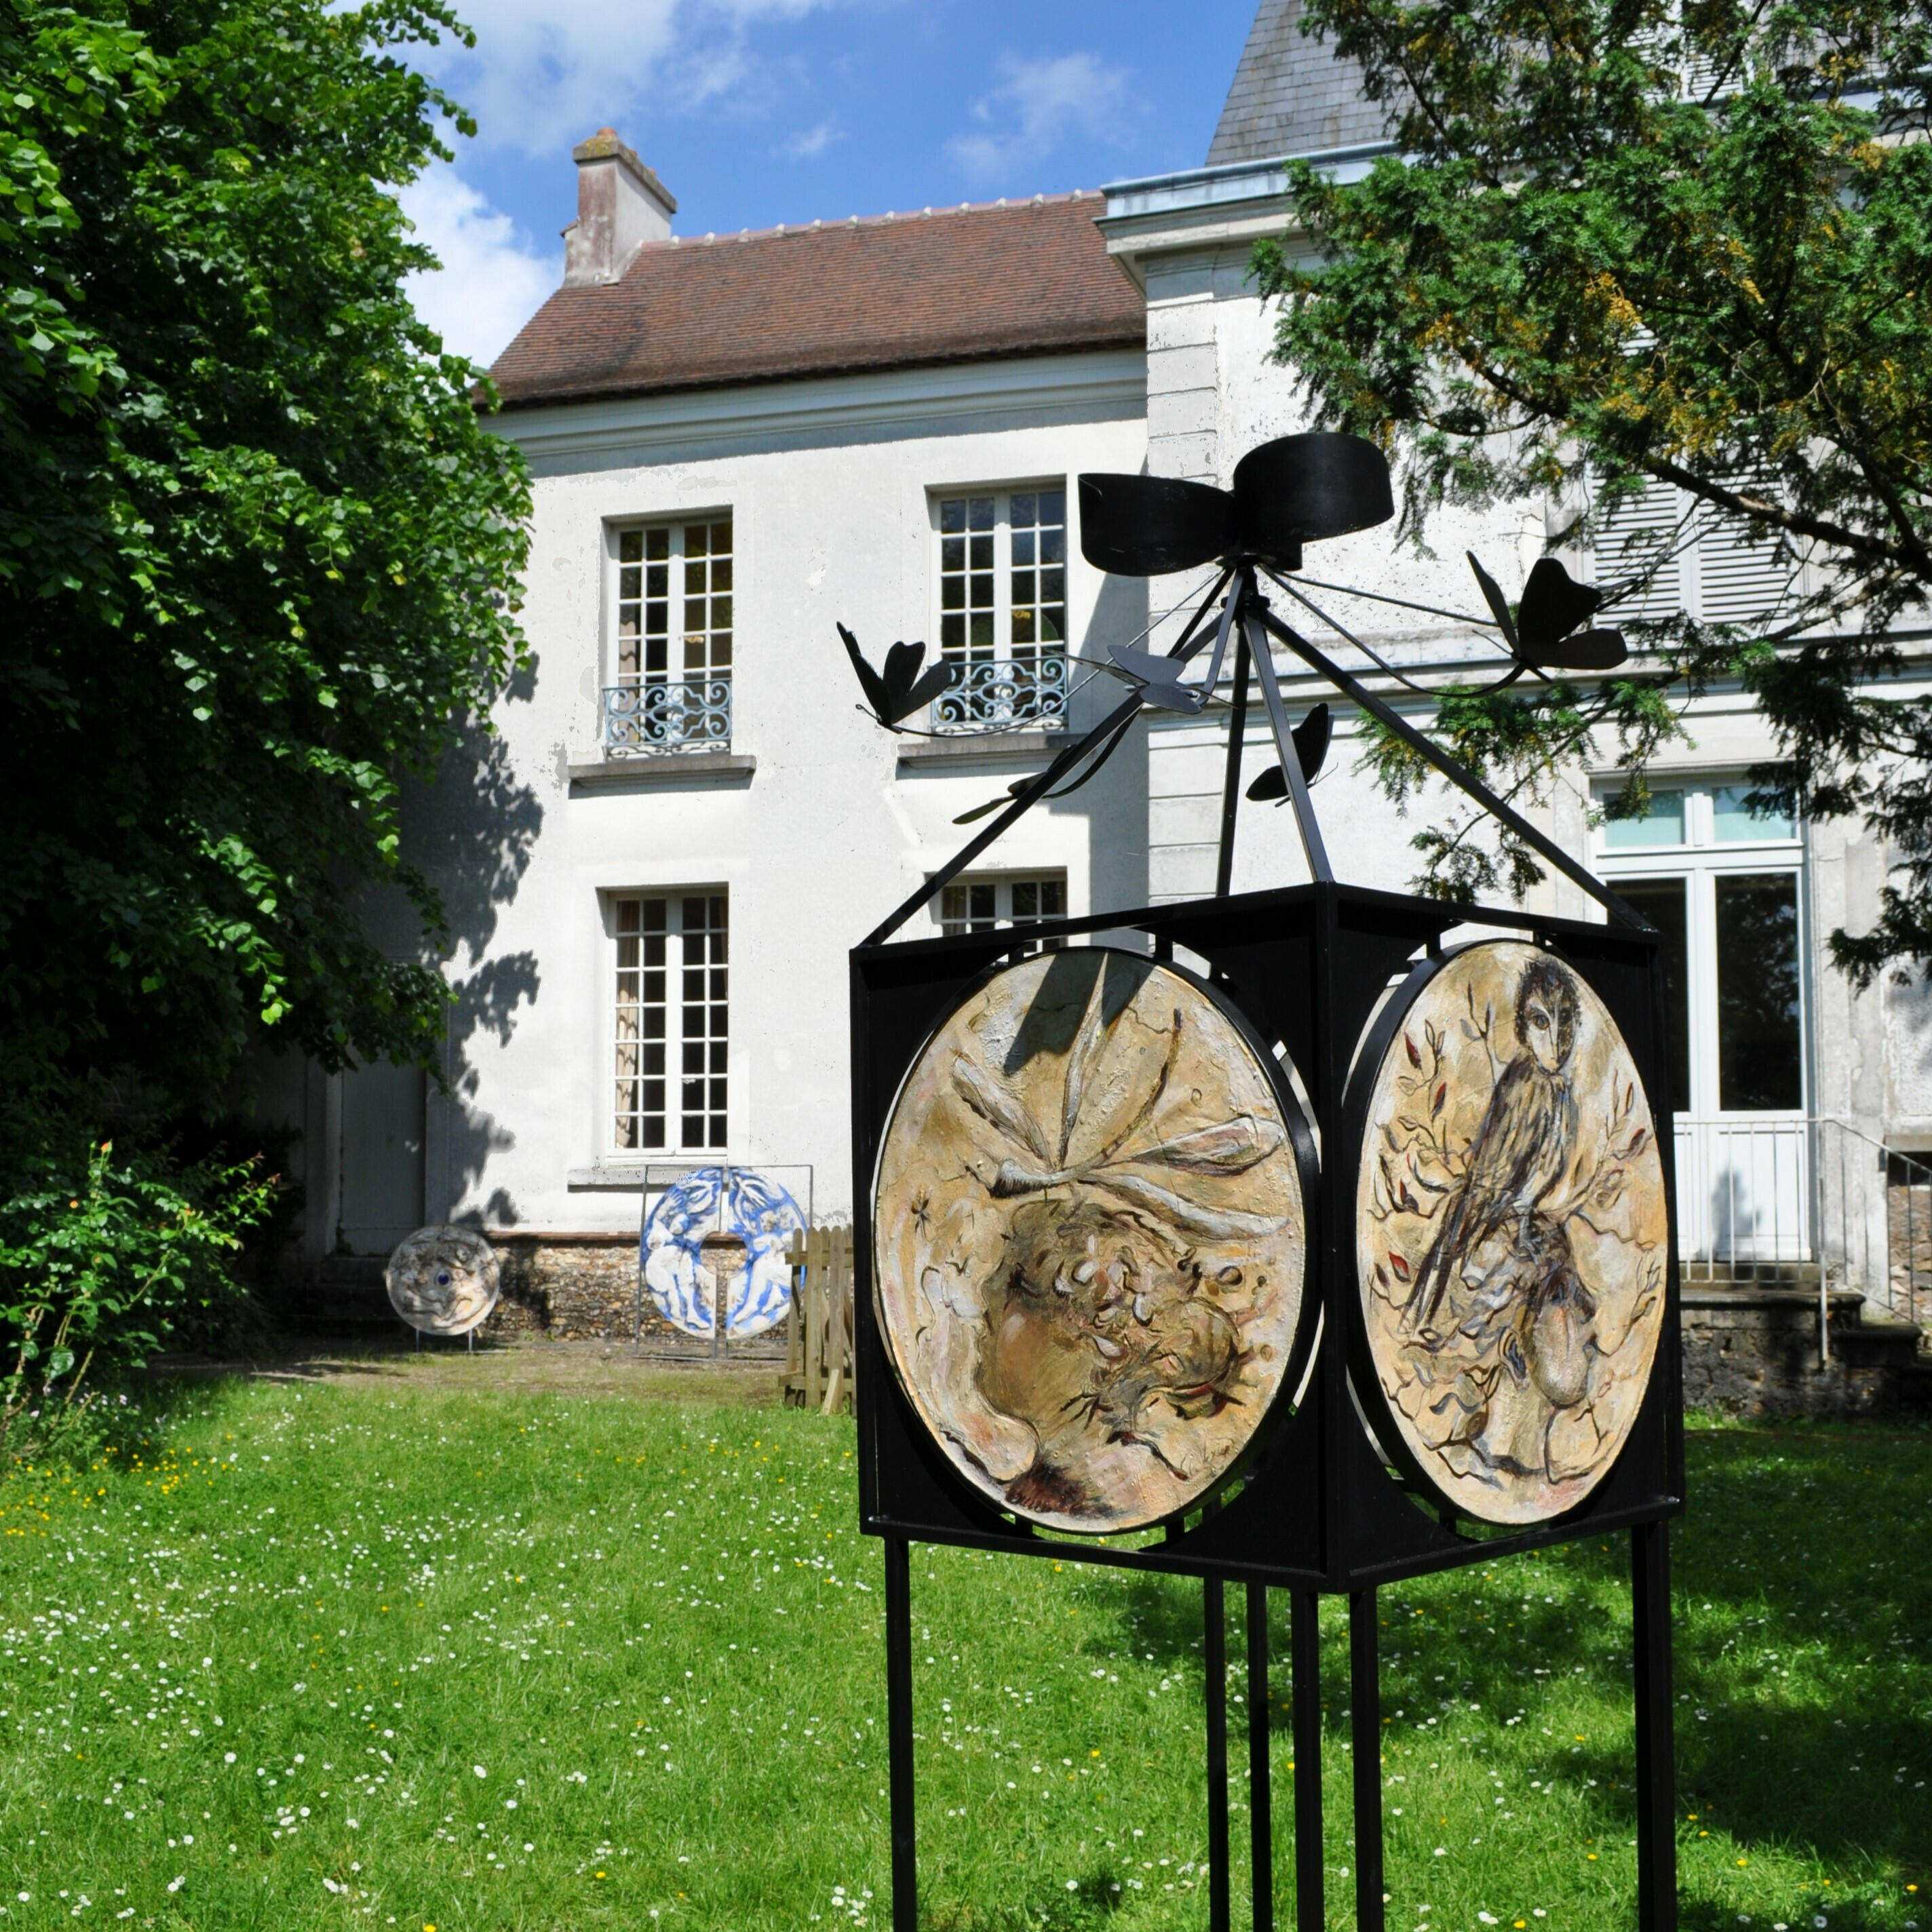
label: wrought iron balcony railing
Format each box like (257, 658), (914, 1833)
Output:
(601, 677), (733, 756)
(930, 653), (1068, 734)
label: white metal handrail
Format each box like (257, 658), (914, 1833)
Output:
(1669, 1114), (1929, 1363)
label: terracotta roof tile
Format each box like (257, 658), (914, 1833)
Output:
(488, 192), (1144, 409)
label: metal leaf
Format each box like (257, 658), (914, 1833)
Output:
(1245, 703), (1332, 799)
(837, 621), (889, 720)
(1106, 646), (1205, 713)
(1521, 626), (1627, 672)
(1515, 555), (1604, 651)
(1465, 552), (1521, 654)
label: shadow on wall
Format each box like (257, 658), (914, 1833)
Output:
(1068, 569), (1151, 919)
(400, 692), (545, 1227)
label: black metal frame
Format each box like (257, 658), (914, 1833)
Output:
(845, 556), (1682, 1932)
(851, 884), (1682, 1932)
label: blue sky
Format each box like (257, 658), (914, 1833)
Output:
(401, 1), (1258, 365)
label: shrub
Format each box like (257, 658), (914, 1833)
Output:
(0, 1139), (275, 1448)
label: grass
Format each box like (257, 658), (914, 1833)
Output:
(0, 1353), (1925, 1931)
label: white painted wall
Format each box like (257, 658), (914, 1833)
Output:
(363, 350), (1152, 1237)
(1116, 212), (1917, 1237)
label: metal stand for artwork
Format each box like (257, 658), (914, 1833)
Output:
(842, 436), (1681, 1932)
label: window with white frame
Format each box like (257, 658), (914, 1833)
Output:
(606, 518), (734, 753)
(932, 486), (1068, 728)
(1594, 783), (1803, 1115)
(615, 517), (733, 685)
(612, 893), (729, 1152)
(932, 873), (1066, 951)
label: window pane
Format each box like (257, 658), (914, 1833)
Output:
(1714, 784), (1797, 843)
(1602, 788), (1685, 848)
(614, 896), (670, 1149)
(1009, 490), (1067, 676)
(937, 874), (1066, 949)
(678, 893), (729, 1150)
(938, 497), (998, 670)
(1614, 879), (1690, 1112)
(1716, 873), (1802, 1110)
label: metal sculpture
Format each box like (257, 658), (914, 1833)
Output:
(385, 1224), (501, 1338)
(836, 429), (1680, 1932)
(642, 1165), (807, 1339)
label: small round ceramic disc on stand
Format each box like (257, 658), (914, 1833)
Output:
(386, 1224), (501, 1338)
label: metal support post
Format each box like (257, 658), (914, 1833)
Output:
(1215, 628), (1253, 900)
(1290, 1590), (1324, 1932)
(1205, 1577), (1232, 1932)
(883, 1534), (917, 1932)
(1632, 1521), (1678, 1932)
(1350, 1590), (1385, 1932)
(1246, 1581), (1275, 1932)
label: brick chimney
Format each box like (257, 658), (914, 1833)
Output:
(562, 128), (676, 287)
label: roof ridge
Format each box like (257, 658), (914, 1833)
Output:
(646, 190), (1100, 251)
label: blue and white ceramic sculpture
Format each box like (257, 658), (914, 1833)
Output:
(642, 1166), (807, 1338)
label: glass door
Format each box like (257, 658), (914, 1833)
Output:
(1597, 784), (1807, 1271)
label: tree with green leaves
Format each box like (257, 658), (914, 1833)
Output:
(1255, 0), (1932, 980)
(1, 0), (530, 1138)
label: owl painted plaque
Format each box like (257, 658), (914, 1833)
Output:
(872, 948), (1311, 1534)
(1353, 942), (1670, 1525)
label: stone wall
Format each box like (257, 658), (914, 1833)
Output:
(306, 1234), (771, 1351)
(1679, 1286), (1928, 1418)
(487, 1233), (647, 1341)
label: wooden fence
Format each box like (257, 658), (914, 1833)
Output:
(784, 1226), (856, 1413)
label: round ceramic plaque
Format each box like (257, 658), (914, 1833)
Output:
(642, 1166), (807, 1339)
(1351, 940), (1670, 1525)
(385, 1224), (501, 1337)
(872, 948), (1312, 1534)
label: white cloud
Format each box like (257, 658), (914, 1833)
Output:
(781, 118), (843, 159)
(949, 50), (1139, 183)
(400, 167), (557, 368)
(430, 0), (863, 159)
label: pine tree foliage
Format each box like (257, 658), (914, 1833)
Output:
(1256, 0), (1932, 980)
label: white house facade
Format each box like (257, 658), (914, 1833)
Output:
(275, 3), (1932, 1404)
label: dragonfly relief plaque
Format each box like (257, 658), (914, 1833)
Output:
(872, 948), (1312, 1534)
(1353, 942), (1670, 1525)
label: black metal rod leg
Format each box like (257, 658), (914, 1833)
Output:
(1215, 627), (1253, 900)
(1633, 1521), (1678, 1932)
(1205, 1577), (1231, 1932)
(1247, 1581), (1275, 1932)
(1350, 1590), (1385, 1932)
(1290, 1590), (1323, 1932)
(883, 1534), (917, 1932)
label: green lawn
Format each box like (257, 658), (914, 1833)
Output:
(0, 1360), (1925, 1931)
